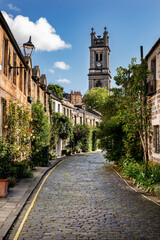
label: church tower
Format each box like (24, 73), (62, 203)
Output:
(88, 27), (111, 90)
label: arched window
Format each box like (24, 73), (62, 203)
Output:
(96, 81), (102, 87)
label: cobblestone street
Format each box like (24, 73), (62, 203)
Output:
(9, 152), (160, 240)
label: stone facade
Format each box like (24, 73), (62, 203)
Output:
(73, 106), (100, 127)
(146, 38), (160, 163)
(67, 91), (82, 105)
(0, 12), (50, 135)
(88, 27), (111, 90)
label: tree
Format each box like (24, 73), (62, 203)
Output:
(114, 58), (150, 164)
(51, 112), (73, 140)
(83, 87), (109, 113)
(83, 86), (123, 162)
(48, 84), (64, 99)
(73, 124), (92, 152)
(31, 100), (50, 166)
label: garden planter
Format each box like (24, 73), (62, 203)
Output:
(0, 179), (9, 197)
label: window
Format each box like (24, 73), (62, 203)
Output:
(37, 81), (39, 99)
(155, 126), (159, 153)
(13, 53), (17, 85)
(19, 63), (23, 91)
(80, 117), (82, 124)
(153, 59), (156, 90)
(58, 104), (60, 113)
(63, 107), (66, 115)
(96, 53), (102, 62)
(96, 81), (102, 87)
(1, 98), (7, 136)
(10, 49), (14, 82)
(74, 116), (77, 125)
(96, 54), (98, 62)
(24, 71), (27, 95)
(100, 54), (102, 61)
(2, 38), (8, 75)
(52, 101), (55, 112)
(44, 91), (46, 107)
(67, 109), (69, 117)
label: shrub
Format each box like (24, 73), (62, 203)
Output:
(0, 137), (12, 179)
(92, 128), (98, 151)
(10, 161), (33, 178)
(51, 112), (73, 140)
(121, 158), (160, 192)
(73, 124), (92, 152)
(8, 176), (16, 188)
(31, 100), (50, 166)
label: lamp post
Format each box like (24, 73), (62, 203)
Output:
(9, 36), (34, 72)
(23, 36), (34, 59)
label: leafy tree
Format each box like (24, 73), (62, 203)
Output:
(31, 100), (50, 166)
(83, 87), (109, 113)
(50, 112), (73, 154)
(48, 84), (64, 99)
(73, 124), (92, 152)
(114, 58), (150, 164)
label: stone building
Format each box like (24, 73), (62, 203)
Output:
(67, 91), (82, 105)
(0, 12), (49, 136)
(88, 27), (111, 90)
(146, 38), (160, 164)
(61, 98), (74, 119)
(73, 105), (100, 127)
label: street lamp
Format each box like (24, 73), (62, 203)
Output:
(23, 36), (34, 58)
(9, 36), (34, 72)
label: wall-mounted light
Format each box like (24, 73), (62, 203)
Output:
(9, 36), (35, 73)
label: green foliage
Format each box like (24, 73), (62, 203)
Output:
(73, 124), (92, 152)
(31, 99), (50, 166)
(92, 128), (98, 151)
(6, 100), (31, 161)
(10, 161), (33, 179)
(98, 120), (125, 164)
(48, 84), (64, 99)
(114, 58), (150, 163)
(121, 159), (160, 193)
(51, 112), (73, 141)
(8, 176), (16, 188)
(0, 137), (12, 178)
(83, 87), (109, 113)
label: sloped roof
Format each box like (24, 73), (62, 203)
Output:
(145, 38), (160, 60)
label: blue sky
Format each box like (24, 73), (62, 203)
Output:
(1, 0), (160, 95)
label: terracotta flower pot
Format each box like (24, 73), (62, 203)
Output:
(0, 179), (9, 197)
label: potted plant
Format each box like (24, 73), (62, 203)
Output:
(0, 137), (12, 197)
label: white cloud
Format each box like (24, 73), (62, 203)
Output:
(54, 61), (71, 70)
(49, 68), (55, 74)
(2, 11), (71, 52)
(8, 4), (20, 12)
(56, 78), (71, 83)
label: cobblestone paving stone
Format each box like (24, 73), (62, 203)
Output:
(9, 152), (160, 239)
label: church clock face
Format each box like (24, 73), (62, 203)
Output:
(96, 61), (102, 67)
